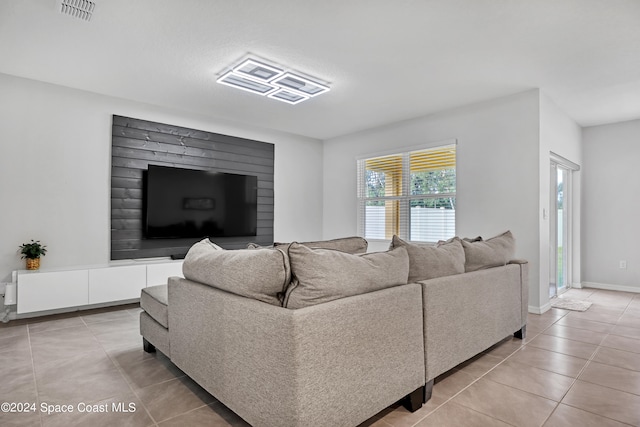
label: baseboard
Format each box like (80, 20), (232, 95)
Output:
(14, 299), (140, 320)
(581, 282), (640, 294)
(528, 302), (552, 315)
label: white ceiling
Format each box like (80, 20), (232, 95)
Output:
(1, 0), (639, 140)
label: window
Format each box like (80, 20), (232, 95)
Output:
(357, 144), (456, 242)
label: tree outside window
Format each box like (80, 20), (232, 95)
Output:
(358, 145), (456, 242)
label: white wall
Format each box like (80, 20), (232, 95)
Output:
(0, 73), (324, 282)
(323, 90), (545, 309)
(582, 119), (640, 292)
(539, 93), (582, 310)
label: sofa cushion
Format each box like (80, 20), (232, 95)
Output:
(182, 239), (290, 306)
(283, 243), (409, 309)
(390, 235), (465, 282)
(461, 230), (515, 272)
(140, 284), (168, 328)
(274, 236), (368, 254)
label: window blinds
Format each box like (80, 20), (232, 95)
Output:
(357, 144), (456, 242)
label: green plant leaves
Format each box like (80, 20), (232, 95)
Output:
(19, 239), (47, 259)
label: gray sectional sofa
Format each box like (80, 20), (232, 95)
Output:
(140, 232), (528, 427)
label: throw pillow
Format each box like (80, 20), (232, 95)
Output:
(182, 238), (290, 306)
(462, 236), (483, 243)
(202, 239), (224, 250)
(246, 242), (269, 249)
(389, 235), (465, 282)
(274, 236), (368, 254)
(283, 243), (409, 309)
(437, 236), (482, 245)
(461, 230), (515, 272)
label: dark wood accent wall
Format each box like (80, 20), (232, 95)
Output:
(111, 115), (274, 260)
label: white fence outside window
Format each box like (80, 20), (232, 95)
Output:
(365, 206), (455, 242)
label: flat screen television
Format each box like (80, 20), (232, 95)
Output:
(144, 165), (258, 239)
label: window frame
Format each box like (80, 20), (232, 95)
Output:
(357, 139), (457, 243)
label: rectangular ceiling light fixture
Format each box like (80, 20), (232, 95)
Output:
(216, 57), (330, 105)
(235, 59), (284, 82)
(267, 89), (309, 105)
(271, 73), (329, 97)
(217, 72), (278, 95)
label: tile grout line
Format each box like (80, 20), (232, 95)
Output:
(539, 289), (638, 426)
(28, 315), (124, 426)
(412, 305), (581, 425)
(86, 313), (160, 427)
(11, 313), (169, 427)
(408, 331), (543, 427)
(474, 305), (629, 426)
(14, 292), (640, 427)
(29, 310), (159, 426)
(409, 310), (575, 427)
(24, 324), (44, 427)
(154, 402), (219, 426)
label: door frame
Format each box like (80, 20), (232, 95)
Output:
(549, 152), (580, 297)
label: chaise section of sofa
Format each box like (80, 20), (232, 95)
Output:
(139, 284), (170, 357)
(168, 277), (425, 427)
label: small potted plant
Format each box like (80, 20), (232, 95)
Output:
(19, 240), (47, 270)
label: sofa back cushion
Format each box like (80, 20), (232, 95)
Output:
(389, 235), (465, 282)
(283, 244), (409, 309)
(461, 230), (515, 272)
(274, 236), (368, 254)
(182, 239), (290, 306)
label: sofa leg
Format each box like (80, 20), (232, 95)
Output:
(143, 338), (156, 353)
(402, 386), (425, 412)
(424, 379), (434, 403)
(514, 325), (526, 340)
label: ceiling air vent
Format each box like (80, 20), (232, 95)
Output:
(58, 0), (96, 21)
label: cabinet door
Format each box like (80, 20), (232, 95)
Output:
(89, 265), (147, 304)
(146, 262), (184, 286)
(17, 270), (89, 314)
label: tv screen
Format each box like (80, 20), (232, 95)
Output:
(145, 165), (257, 239)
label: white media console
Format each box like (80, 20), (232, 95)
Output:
(13, 259), (183, 315)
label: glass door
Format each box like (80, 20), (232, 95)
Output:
(549, 161), (571, 298)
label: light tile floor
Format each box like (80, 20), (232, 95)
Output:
(1, 288), (639, 426)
